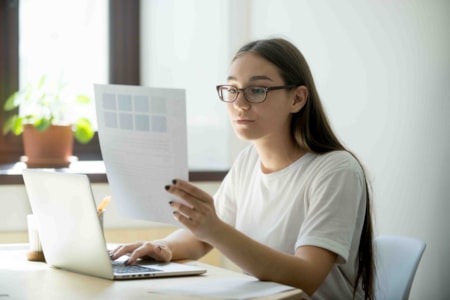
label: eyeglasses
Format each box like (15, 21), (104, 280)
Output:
(216, 84), (299, 103)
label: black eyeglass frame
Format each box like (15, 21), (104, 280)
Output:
(216, 84), (300, 103)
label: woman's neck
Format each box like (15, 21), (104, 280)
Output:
(253, 139), (306, 174)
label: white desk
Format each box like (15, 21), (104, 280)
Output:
(0, 244), (307, 300)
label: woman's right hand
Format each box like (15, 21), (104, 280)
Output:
(108, 240), (173, 265)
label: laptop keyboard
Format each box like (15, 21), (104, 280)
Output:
(112, 261), (162, 274)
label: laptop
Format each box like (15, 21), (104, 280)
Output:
(22, 169), (206, 280)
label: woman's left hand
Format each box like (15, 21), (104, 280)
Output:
(165, 179), (222, 242)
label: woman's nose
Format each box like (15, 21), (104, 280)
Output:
(233, 92), (250, 110)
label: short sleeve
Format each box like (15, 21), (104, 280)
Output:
(295, 152), (366, 264)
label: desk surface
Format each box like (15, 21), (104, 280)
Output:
(0, 244), (307, 300)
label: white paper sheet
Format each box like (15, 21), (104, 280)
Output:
(148, 277), (296, 299)
(94, 84), (188, 226)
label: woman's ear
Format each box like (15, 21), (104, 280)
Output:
(291, 85), (308, 113)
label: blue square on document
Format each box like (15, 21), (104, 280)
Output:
(118, 94), (132, 111)
(102, 93), (116, 110)
(151, 96), (167, 114)
(134, 96), (149, 112)
(151, 115), (167, 132)
(119, 113), (133, 130)
(135, 115), (150, 131)
(103, 111), (118, 128)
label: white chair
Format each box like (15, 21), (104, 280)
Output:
(374, 235), (426, 300)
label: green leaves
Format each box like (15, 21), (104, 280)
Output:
(2, 75), (95, 144)
(3, 115), (23, 136)
(73, 118), (95, 144)
(33, 118), (52, 131)
(3, 91), (20, 111)
(75, 95), (91, 104)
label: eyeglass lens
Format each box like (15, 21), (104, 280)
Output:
(218, 86), (267, 103)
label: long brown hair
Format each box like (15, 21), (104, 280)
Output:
(234, 38), (375, 299)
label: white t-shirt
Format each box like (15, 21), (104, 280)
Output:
(214, 145), (367, 299)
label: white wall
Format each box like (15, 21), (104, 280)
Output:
(248, 1), (449, 299)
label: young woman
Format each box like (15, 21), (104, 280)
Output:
(110, 38), (375, 299)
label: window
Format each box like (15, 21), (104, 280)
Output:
(0, 0), (227, 181)
(19, 0), (108, 126)
(0, 0), (140, 164)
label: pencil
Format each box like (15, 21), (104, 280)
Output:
(97, 195), (112, 216)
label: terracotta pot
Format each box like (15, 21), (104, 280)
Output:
(22, 124), (74, 168)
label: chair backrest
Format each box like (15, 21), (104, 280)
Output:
(374, 235), (426, 300)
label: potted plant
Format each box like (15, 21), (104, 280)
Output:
(2, 75), (95, 168)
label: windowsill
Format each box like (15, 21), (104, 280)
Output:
(0, 161), (227, 185)
(0, 161), (108, 184)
